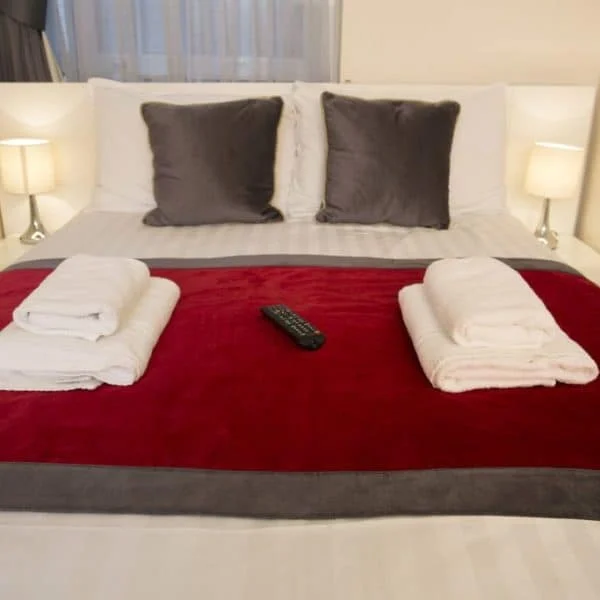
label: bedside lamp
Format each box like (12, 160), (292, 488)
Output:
(0, 138), (54, 245)
(525, 142), (584, 250)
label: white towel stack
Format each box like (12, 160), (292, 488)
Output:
(0, 255), (180, 391)
(13, 255), (151, 341)
(398, 257), (598, 393)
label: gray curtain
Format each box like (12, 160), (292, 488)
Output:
(0, 0), (51, 81)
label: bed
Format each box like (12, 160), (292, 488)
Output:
(1, 80), (599, 599)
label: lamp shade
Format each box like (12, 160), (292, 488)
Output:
(0, 138), (55, 195)
(525, 142), (583, 200)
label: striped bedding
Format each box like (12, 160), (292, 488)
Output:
(17, 209), (553, 263)
(3, 210), (600, 600)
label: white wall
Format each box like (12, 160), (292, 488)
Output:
(341, 0), (600, 85)
(0, 84), (93, 237)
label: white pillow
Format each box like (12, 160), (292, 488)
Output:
(89, 78), (296, 215)
(289, 82), (507, 220)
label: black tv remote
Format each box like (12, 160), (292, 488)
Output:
(261, 304), (326, 350)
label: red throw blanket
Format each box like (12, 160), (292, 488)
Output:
(1, 266), (599, 472)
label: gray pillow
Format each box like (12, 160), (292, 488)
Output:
(316, 92), (460, 228)
(141, 97), (284, 226)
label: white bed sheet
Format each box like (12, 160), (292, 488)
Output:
(4, 210), (599, 600)
(2, 512), (600, 600)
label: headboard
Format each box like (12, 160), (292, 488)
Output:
(0, 82), (595, 238)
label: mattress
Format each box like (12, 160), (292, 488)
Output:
(3, 210), (600, 600)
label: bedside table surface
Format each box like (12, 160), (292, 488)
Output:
(0, 236), (29, 270)
(555, 235), (600, 286)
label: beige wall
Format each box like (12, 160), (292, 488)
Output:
(341, 0), (600, 84)
(577, 91), (600, 252)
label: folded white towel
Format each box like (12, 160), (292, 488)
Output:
(423, 257), (559, 348)
(13, 254), (150, 341)
(0, 277), (180, 391)
(399, 284), (598, 393)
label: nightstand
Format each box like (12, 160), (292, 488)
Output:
(554, 236), (600, 286)
(0, 235), (28, 270)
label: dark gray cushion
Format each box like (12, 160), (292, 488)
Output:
(142, 97), (284, 226)
(316, 92), (460, 228)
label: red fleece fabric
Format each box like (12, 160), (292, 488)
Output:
(0, 266), (599, 472)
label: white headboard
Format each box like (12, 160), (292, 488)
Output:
(0, 82), (595, 238)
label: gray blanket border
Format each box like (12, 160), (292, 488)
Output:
(1, 463), (598, 520)
(6, 254), (581, 276)
(1, 255), (595, 520)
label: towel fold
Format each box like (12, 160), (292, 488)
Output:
(0, 277), (180, 391)
(399, 284), (598, 393)
(13, 255), (150, 341)
(423, 257), (559, 348)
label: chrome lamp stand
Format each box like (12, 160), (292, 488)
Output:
(20, 194), (48, 245)
(534, 197), (558, 250)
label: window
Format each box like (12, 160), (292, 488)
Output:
(47, 0), (340, 82)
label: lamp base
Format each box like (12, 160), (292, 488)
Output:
(20, 194), (48, 245)
(534, 197), (558, 251)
